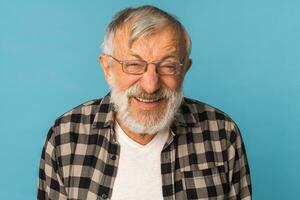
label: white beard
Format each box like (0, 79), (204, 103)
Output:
(110, 79), (183, 135)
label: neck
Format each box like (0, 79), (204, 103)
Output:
(116, 119), (156, 145)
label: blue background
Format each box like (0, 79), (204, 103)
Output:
(1, 0), (299, 199)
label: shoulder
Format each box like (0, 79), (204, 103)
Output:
(177, 97), (242, 144)
(179, 97), (235, 125)
(53, 98), (102, 126)
(183, 97), (228, 115)
(45, 98), (103, 143)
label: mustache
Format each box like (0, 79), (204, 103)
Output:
(126, 84), (173, 100)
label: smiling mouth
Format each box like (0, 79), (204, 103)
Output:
(134, 97), (162, 103)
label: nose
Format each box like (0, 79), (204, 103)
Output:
(139, 63), (160, 94)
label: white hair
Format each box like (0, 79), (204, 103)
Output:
(102, 5), (191, 59)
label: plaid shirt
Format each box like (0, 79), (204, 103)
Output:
(38, 93), (251, 200)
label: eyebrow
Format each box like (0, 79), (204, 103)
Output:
(129, 52), (179, 61)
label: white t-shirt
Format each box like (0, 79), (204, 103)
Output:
(110, 122), (169, 200)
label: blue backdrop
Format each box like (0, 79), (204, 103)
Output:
(1, 0), (299, 199)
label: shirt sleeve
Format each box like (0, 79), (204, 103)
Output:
(228, 122), (252, 200)
(37, 127), (67, 200)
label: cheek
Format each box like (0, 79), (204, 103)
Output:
(160, 76), (183, 91)
(112, 69), (140, 91)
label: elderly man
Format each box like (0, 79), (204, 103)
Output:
(38, 5), (251, 200)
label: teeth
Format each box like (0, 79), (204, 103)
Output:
(135, 97), (161, 103)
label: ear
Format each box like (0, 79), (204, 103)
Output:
(99, 54), (112, 86)
(183, 58), (192, 74)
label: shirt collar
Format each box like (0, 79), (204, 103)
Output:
(92, 93), (115, 129)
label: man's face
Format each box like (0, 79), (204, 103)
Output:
(101, 26), (191, 134)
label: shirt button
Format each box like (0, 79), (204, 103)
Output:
(101, 194), (108, 199)
(110, 155), (117, 160)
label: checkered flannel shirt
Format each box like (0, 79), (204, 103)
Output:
(38, 93), (251, 200)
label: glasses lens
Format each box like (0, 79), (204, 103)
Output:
(123, 60), (146, 74)
(158, 60), (180, 75)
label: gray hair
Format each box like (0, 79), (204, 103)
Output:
(102, 5), (191, 59)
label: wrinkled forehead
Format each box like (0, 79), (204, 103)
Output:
(113, 22), (185, 59)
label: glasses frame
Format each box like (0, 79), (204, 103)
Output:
(106, 54), (184, 75)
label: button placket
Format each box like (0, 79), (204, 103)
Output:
(101, 193), (108, 199)
(110, 155), (117, 160)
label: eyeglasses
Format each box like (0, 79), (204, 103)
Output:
(106, 54), (184, 75)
